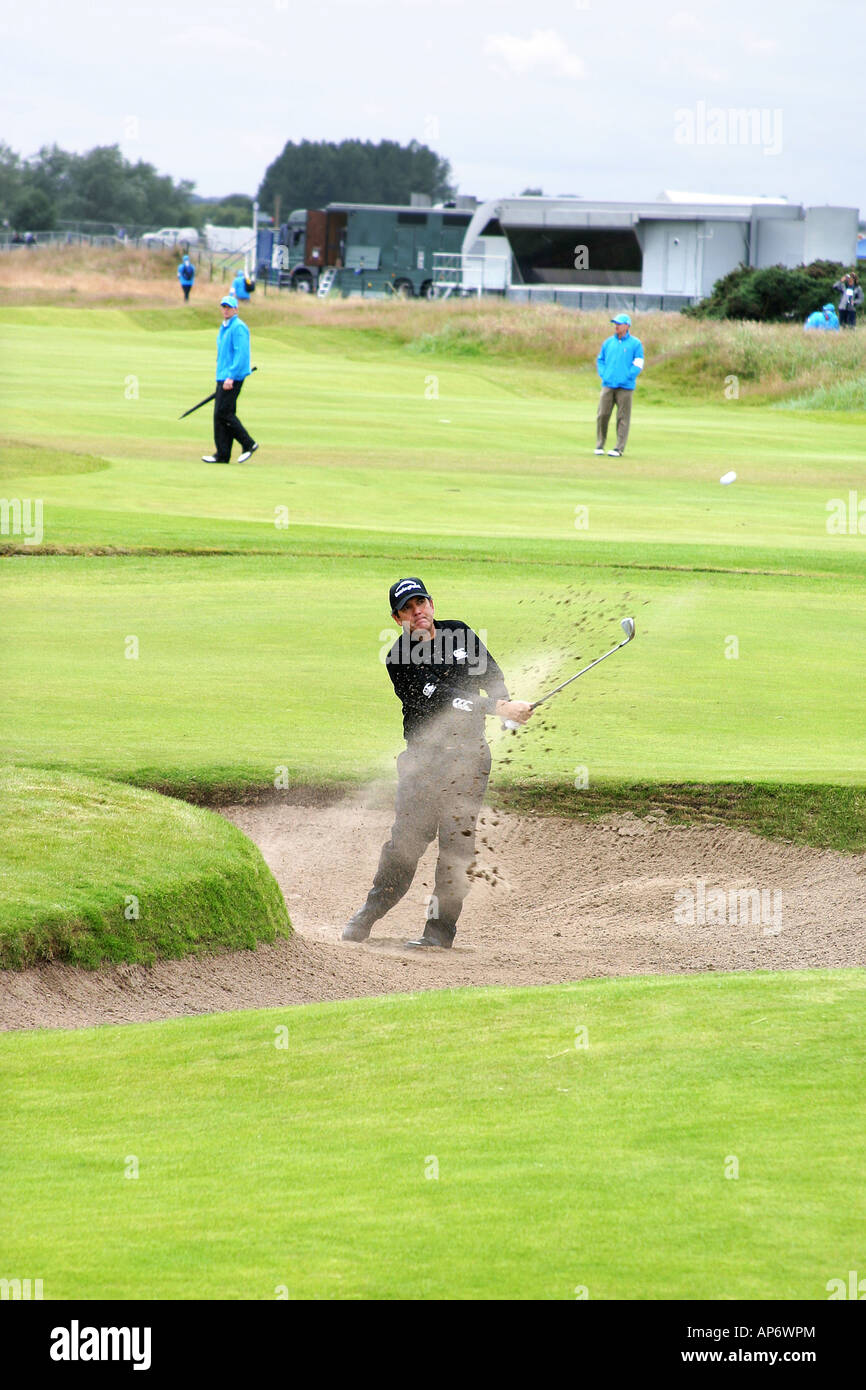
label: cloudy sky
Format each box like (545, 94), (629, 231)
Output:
(2, 0), (862, 212)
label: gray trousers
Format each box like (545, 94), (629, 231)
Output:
(358, 741), (491, 943)
(596, 387), (633, 453)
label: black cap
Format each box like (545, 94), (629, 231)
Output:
(389, 576), (431, 613)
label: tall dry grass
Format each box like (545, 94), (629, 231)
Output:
(3, 246), (866, 403)
(0, 243), (243, 304)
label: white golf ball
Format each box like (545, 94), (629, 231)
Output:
(720, 470), (737, 485)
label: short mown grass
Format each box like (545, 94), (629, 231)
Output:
(1, 970), (863, 1299)
(0, 767), (290, 968)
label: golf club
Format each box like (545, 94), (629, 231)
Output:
(501, 617), (636, 730)
(178, 366), (257, 419)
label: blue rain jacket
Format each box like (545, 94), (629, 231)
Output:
(597, 332), (645, 390)
(216, 315), (250, 381)
(804, 307), (839, 331)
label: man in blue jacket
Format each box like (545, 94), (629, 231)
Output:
(202, 294), (258, 464)
(232, 269), (252, 302)
(804, 303), (840, 331)
(595, 313), (645, 458)
(177, 255), (195, 302)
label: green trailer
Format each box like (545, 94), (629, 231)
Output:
(278, 203), (474, 297)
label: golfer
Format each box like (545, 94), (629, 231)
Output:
(202, 294), (258, 464)
(595, 313), (645, 458)
(177, 254), (195, 302)
(343, 577), (533, 950)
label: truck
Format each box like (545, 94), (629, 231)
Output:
(256, 202), (475, 298)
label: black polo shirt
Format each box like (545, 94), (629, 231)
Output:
(385, 619), (510, 747)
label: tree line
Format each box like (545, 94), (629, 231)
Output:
(0, 137), (455, 233)
(258, 138), (454, 215)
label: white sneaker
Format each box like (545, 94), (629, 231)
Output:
(607, 449), (623, 457)
(594, 447), (605, 455)
(201, 454), (219, 463)
(238, 442), (259, 463)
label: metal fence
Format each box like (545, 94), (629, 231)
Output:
(507, 286), (698, 312)
(432, 251), (510, 297)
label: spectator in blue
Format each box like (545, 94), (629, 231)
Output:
(178, 255), (195, 302)
(804, 303), (840, 331)
(232, 268), (253, 302)
(595, 314), (645, 458)
(201, 294), (258, 465)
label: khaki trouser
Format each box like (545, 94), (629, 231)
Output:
(596, 387), (633, 453)
(357, 740), (492, 944)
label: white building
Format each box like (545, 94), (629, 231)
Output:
(454, 193), (859, 310)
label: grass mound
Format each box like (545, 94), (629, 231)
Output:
(0, 767), (290, 968)
(2, 970), (863, 1298)
(0, 439), (111, 479)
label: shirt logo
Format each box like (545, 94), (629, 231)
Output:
(452, 697), (473, 712)
(423, 682), (436, 698)
(453, 648), (467, 661)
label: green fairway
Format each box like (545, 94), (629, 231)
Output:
(3, 552), (864, 792)
(2, 970), (863, 1300)
(2, 306), (865, 797)
(0, 768), (290, 967)
(2, 297), (864, 1306)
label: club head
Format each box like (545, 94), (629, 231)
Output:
(620, 617), (636, 642)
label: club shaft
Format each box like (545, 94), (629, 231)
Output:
(179, 366), (257, 419)
(530, 638), (628, 709)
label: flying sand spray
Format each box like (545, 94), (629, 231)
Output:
(502, 617), (636, 731)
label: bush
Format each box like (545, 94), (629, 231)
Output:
(687, 259), (848, 323)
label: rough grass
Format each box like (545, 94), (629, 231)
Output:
(775, 376), (866, 413)
(0, 243), (242, 304)
(491, 781), (866, 854)
(0, 767), (291, 969)
(3, 247), (866, 403)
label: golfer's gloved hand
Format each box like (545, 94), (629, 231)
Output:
(495, 699), (533, 724)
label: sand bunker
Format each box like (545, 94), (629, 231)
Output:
(2, 787), (864, 1030)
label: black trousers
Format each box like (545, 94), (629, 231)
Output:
(181, 282), (192, 301)
(213, 379), (255, 461)
(359, 741), (492, 942)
